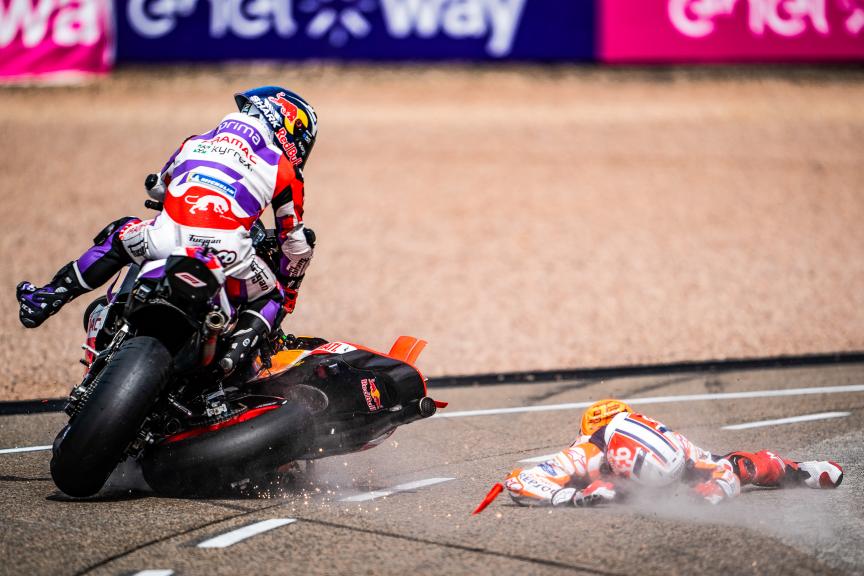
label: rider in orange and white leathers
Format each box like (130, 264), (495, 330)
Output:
(504, 400), (844, 507)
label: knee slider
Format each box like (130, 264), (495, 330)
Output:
(726, 452), (758, 485)
(93, 216), (140, 246)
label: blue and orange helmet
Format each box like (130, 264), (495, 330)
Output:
(234, 86), (318, 169)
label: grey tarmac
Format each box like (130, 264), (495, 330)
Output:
(1, 362), (862, 576)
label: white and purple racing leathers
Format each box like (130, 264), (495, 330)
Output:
(73, 112), (313, 329)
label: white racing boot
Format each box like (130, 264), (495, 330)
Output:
(795, 461), (844, 489)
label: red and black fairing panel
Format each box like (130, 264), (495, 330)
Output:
(315, 348), (427, 414)
(248, 344), (433, 459)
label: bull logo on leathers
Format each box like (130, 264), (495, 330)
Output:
(185, 195), (229, 215)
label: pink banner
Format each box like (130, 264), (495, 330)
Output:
(1, 0), (113, 82)
(601, 0), (864, 62)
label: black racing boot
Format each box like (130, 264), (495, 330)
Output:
(218, 312), (270, 376)
(16, 262), (88, 328)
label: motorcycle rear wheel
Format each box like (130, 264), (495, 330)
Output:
(51, 336), (172, 498)
(141, 401), (312, 497)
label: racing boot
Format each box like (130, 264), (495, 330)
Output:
(16, 262), (87, 328)
(788, 460), (844, 489)
(218, 311), (270, 377)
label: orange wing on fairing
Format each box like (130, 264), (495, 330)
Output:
(388, 336), (427, 364)
(388, 336), (446, 408)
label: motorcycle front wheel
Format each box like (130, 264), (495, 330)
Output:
(50, 336), (172, 498)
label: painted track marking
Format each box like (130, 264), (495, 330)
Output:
(197, 518), (296, 548)
(0, 445), (51, 455)
(722, 411), (851, 430)
(436, 384), (864, 418)
(3, 386), (862, 455)
(131, 571), (174, 576)
(340, 477), (455, 503)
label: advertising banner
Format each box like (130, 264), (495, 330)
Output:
(115, 0), (595, 62)
(601, 0), (864, 62)
(0, 0), (113, 81)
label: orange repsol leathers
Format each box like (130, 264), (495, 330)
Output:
(506, 412), (740, 506)
(504, 411), (843, 507)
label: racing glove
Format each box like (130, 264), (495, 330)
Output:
(551, 480), (616, 507)
(282, 288), (299, 315)
(694, 480), (728, 505)
(573, 480), (616, 506)
(693, 470), (740, 505)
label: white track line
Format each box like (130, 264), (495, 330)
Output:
(519, 453), (558, 463)
(3, 385), (863, 454)
(722, 411), (851, 431)
(197, 518), (296, 549)
(131, 571), (174, 576)
(340, 477), (454, 503)
(0, 445), (51, 455)
(436, 384), (864, 418)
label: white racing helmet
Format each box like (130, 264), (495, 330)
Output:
(604, 412), (686, 488)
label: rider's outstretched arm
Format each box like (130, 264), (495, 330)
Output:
(504, 441), (604, 506)
(272, 159), (314, 315)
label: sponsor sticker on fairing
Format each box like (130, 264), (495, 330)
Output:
(314, 341), (357, 355)
(174, 272), (207, 288)
(361, 378), (383, 412)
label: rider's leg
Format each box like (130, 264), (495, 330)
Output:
(725, 450), (843, 488)
(219, 257), (285, 375)
(17, 217), (141, 328)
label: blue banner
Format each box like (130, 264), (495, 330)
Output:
(116, 0), (595, 61)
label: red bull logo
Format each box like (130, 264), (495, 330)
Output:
(361, 378), (383, 411)
(269, 92), (298, 122)
(268, 92), (309, 135)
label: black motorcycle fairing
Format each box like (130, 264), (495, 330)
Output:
(339, 350), (427, 407)
(164, 255), (222, 309)
(125, 299), (199, 354)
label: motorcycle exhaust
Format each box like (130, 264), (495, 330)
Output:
(200, 310), (227, 367)
(418, 396), (437, 418)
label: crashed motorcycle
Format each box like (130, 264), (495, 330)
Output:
(50, 218), (445, 498)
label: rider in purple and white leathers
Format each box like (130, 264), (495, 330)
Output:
(17, 86), (318, 375)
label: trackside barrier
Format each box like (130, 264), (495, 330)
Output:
(0, 0), (114, 82)
(601, 0), (864, 62)
(114, 0), (596, 61)
(3, 2), (863, 83)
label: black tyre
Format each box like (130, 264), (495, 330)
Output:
(141, 401), (312, 496)
(51, 336), (172, 497)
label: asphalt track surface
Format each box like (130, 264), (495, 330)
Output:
(1, 362), (863, 576)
